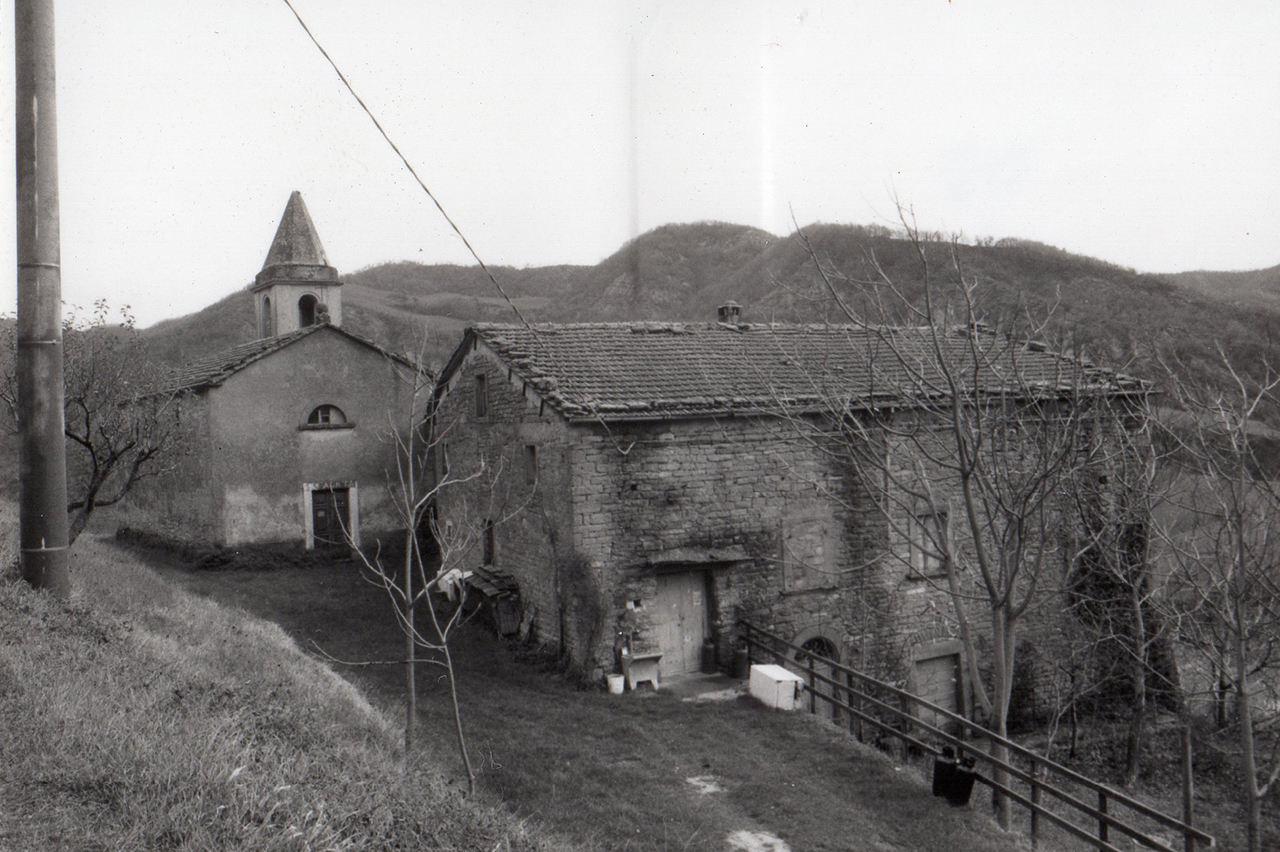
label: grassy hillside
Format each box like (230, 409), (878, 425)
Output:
(1158, 264), (1280, 311)
(569, 221), (776, 319)
(141, 284), (443, 367)
(0, 519), (1087, 852)
(137, 221), (1280, 410)
(140, 266), (590, 368)
(0, 527), (563, 851)
(142, 289), (257, 365)
(713, 228), (1280, 404)
(156, 547), (1045, 852)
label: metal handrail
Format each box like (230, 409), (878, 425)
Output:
(740, 620), (1214, 851)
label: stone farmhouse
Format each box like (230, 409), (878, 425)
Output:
(430, 305), (1142, 714)
(129, 192), (419, 550)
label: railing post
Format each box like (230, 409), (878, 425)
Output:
(899, 691), (911, 763)
(847, 670), (857, 738)
(1097, 790), (1108, 844)
(807, 654), (816, 715)
(1030, 761), (1041, 849)
(1182, 721), (1195, 852)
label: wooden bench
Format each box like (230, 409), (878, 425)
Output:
(621, 651), (663, 691)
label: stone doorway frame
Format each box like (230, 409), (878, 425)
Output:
(906, 630), (971, 724)
(302, 480), (360, 549)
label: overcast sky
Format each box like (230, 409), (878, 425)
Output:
(1, 1), (1277, 326)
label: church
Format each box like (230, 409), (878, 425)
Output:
(129, 192), (420, 550)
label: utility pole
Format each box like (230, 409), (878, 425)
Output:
(14, 0), (70, 597)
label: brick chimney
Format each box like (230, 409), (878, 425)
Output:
(717, 301), (742, 325)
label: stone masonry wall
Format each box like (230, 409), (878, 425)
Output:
(569, 415), (889, 676)
(437, 341), (1082, 704)
(879, 414), (1078, 719)
(432, 342), (575, 654)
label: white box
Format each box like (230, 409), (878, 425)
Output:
(749, 663), (805, 711)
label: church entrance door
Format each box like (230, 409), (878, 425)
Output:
(311, 487), (350, 549)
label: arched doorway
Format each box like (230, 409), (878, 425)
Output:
(298, 294), (319, 327)
(793, 633), (841, 721)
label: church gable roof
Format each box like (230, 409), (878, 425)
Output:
(167, 323), (420, 394)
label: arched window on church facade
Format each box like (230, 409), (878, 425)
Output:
(307, 404), (347, 426)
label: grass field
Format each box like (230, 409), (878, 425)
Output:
(11, 528), (1250, 850)
(0, 533), (564, 851)
(153, 547), (1045, 852)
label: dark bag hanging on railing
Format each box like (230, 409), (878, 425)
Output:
(932, 746), (977, 806)
(932, 747), (957, 798)
(947, 755), (977, 806)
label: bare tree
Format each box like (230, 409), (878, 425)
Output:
(775, 211), (1146, 828)
(322, 334), (528, 799)
(1063, 395), (1183, 787)
(1155, 346), (1280, 852)
(1, 301), (187, 543)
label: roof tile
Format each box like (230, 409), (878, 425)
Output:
(465, 321), (1142, 422)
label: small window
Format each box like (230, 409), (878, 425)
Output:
(482, 519), (495, 565)
(475, 374), (488, 419)
(781, 516), (838, 592)
(908, 510), (948, 577)
(524, 444), (538, 485)
(307, 404), (347, 426)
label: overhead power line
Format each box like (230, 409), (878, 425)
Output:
(279, 0), (533, 332)
(280, 1), (638, 455)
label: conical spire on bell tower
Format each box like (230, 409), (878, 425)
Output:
(250, 191), (344, 338)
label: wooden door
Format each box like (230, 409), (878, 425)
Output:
(312, 488), (350, 549)
(653, 571), (708, 675)
(798, 637), (840, 721)
(913, 654), (961, 733)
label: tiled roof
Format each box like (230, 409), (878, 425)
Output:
(454, 321), (1144, 422)
(166, 323), (419, 393)
(465, 565), (520, 599)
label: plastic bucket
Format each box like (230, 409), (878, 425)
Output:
(606, 673), (626, 694)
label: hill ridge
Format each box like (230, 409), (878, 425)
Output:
(137, 221), (1280, 407)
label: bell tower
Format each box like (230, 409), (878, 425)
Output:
(251, 191), (343, 338)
